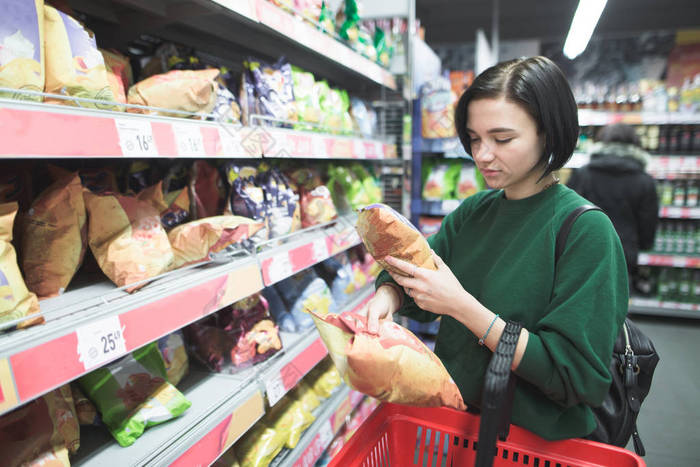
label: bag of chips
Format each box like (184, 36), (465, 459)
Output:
(245, 57), (296, 124)
(457, 164), (482, 199)
(168, 215), (264, 269)
(21, 171), (87, 299)
(290, 380), (320, 413)
(315, 253), (355, 308)
(78, 342), (191, 447)
(258, 167), (299, 238)
(261, 286), (297, 333)
(306, 359), (341, 399)
(310, 310), (466, 409)
(235, 421), (285, 467)
(0, 202), (41, 328)
(0, 384), (79, 467)
(420, 77), (457, 139)
(100, 48), (128, 106)
(43, 5), (117, 109)
(275, 268), (336, 331)
(300, 185), (337, 228)
(127, 68), (219, 117)
(190, 160), (226, 220)
(157, 330), (189, 386)
(227, 174), (269, 242)
(77, 167), (120, 195)
(0, 0), (45, 102)
(265, 397), (315, 449)
(70, 382), (99, 426)
(422, 161), (460, 201)
(356, 203), (436, 276)
(83, 190), (174, 291)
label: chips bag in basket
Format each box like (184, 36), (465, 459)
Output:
(356, 203), (436, 276)
(0, 202), (41, 328)
(78, 342), (191, 447)
(309, 310), (466, 409)
(21, 171), (87, 299)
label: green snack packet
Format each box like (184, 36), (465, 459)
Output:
(319, 1), (335, 35)
(78, 342), (191, 447)
(444, 162), (461, 200)
(350, 164), (382, 204)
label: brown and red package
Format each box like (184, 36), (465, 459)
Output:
(21, 171), (87, 299)
(83, 189), (174, 291)
(310, 310), (466, 410)
(100, 49), (130, 105)
(168, 215), (264, 269)
(78, 167), (121, 195)
(355, 203), (436, 276)
(190, 161), (225, 219)
(0, 384), (79, 467)
(300, 185), (337, 228)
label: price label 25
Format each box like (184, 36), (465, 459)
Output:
(115, 119), (158, 156)
(76, 316), (127, 371)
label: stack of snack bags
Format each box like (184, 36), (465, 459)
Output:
(274, 268), (337, 331)
(184, 293), (282, 372)
(315, 253), (355, 308)
(422, 160), (484, 201)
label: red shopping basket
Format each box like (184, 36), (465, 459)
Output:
(329, 402), (645, 467)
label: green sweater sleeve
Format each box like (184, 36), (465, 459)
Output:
(514, 210), (628, 408)
(374, 195), (477, 322)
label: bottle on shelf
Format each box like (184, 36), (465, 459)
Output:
(654, 222), (666, 253)
(686, 222), (696, 255)
(678, 268), (692, 303)
(693, 271), (700, 305)
(679, 125), (693, 154)
(665, 221), (676, 253)
(657, 267), (671, 300)
(695, 222), (700, 253)
(658, 125), (670, 153)
(666, 268), (679, 301)
(660, 180), (674, 206)
(686, 180), (698, 207)
(673, 180), (686, 207)
(675, 222), (687, 255)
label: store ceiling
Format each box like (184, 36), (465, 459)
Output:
(417, 0), (700, 45)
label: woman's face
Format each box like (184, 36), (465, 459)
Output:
(466, 97), (549, 200)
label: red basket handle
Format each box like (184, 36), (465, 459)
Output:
(475, 320), (523, 467)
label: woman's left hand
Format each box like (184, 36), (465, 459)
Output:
(386, 251), (471, 318)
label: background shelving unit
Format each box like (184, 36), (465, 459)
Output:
(0, 0), (407, 464)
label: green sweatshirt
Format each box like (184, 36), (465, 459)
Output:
(376, 184), (628, 440)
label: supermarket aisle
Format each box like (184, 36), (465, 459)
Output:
(627, 316), (700, 466)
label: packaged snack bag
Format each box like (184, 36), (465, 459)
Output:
(300, 185), (337, 228)
(235, 421), (285, 467)
(161, 162), (192, 229)
(350, 98), (376, 138)
(310, 310), (466, 409)
(183, 314), (226, 371)
(100, 48), (128, 105)
(78, 167), (120, 194)
(315, 253), (355, 307)
(157, 330), (189, 386)
(422, 162), (460, 200)
(420, 77), (457, 139)
(0, 384), (79, 467)
(43, 5), (117, 109)
(307, 360), (341, 399)
(261, 286), (297, 333)
(291, 66), (321, 128)
(190, 160), (225, 219)
(257, 167), (300, 238)
(83, 190), (174, 291)
(275, 268), (336, 330)
(21, 171), (87, 299)
(127, 68), (219, 117)
(78, 342), (191, 447)
(265, 397), (315, 449)
(457, 164), (480, 199)
(290, 380), (320, 412)
(0, 0), (45, 102)
(70, 382), (99, 426)
(356, 203), (436, 276)
(168, 215), (264, 269)
(0, 202), (41, 328)
(245, 57), (296, 123)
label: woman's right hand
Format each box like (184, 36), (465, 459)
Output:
(361, 285), (401, 334)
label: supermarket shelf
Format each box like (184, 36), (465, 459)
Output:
(0, 215), (361, 416)
(417, 199), (461, 217)
(207, 0), (396, 91)
(271, 385), (366, 467)
(629, 297), (700, 319)
(256, 287), (374, 407)
(72, 287), (374, 467)
(659, 206), (700, 219)
(0, 99), (396, 160)
(637, 252), (700, 268)
(73, 370), (265, 467)
(578, 109), (700, 126)
(648, 156), (700, 176)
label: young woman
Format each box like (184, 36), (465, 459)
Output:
(364, 56), (628, 441)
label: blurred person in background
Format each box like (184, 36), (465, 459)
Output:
(567, 123), (659, 289)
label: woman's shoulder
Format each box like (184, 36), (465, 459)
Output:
(554, 185), (618, 241)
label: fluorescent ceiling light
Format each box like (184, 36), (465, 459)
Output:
(563, 0), (608, 59)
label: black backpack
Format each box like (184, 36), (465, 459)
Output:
(555, 205), (660, 456)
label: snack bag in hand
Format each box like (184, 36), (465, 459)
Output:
(310, 310), (465, 410)
(356, 203), (436, 276)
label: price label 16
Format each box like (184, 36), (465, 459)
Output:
(265, 374), (286, 406)
(174, 124), (206, 156)
(76, 316), (126, 371)
(311, 238), (329, 263)
(115, 119), (158, 156)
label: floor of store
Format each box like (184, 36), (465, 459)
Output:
(626, 316), (700, 466)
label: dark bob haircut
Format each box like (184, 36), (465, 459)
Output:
(455, 56), (578, 178)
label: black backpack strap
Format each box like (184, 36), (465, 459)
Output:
(555, 204), (602, 263)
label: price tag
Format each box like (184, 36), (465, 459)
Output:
(173, 124), (205, 156)
(637, 253), (650, 265)
(267, 253), (293, 284)
(265, 374), (286, 406)
(312, 238), (329, 262)
(311, 136), (326, 157)
(115, 119), (158, 156)
(219, 128), (244, 156)
(352, 140), (365, 159)
(672, 257), (687, 268)
(318, 419), (334, 448)
(76, 316), (126, 371)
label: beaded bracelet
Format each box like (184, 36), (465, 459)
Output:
(479, 314), (500, 346)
